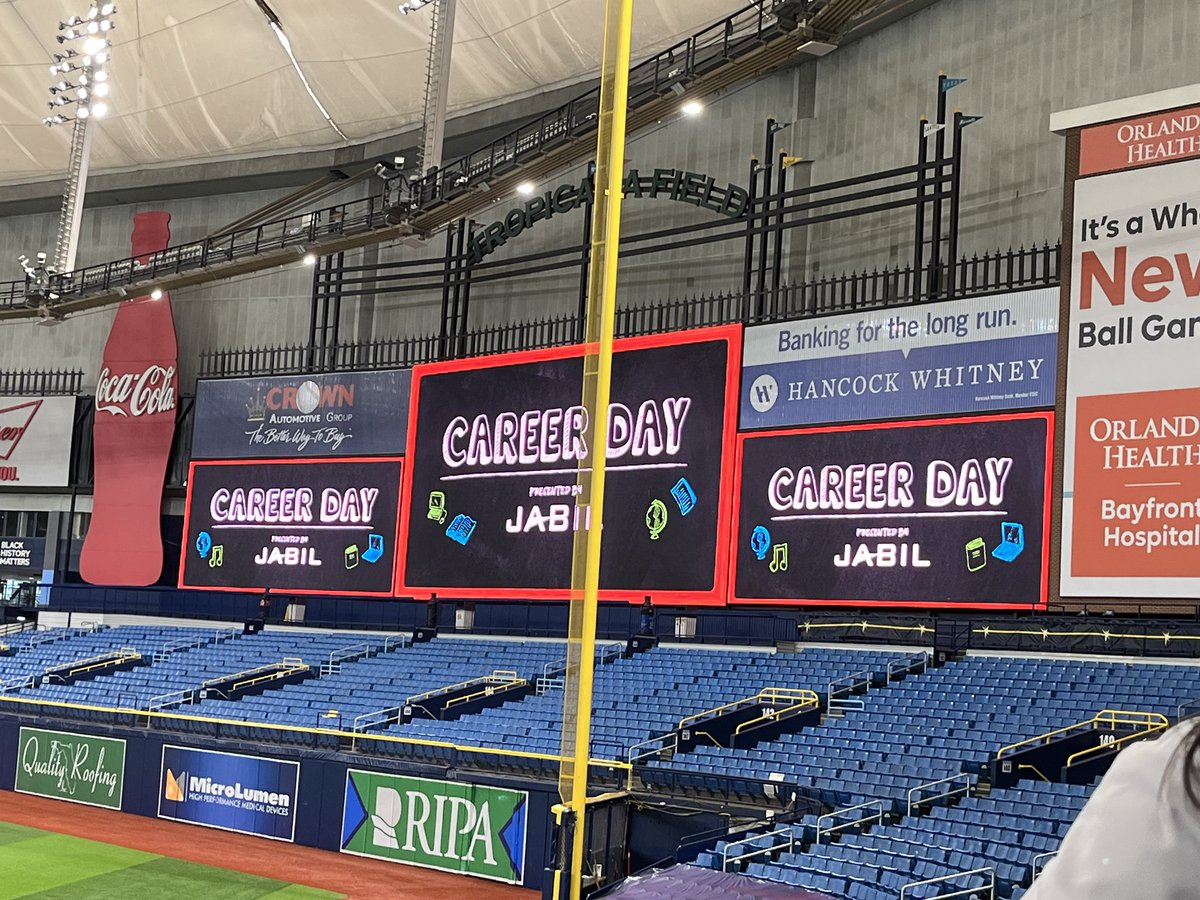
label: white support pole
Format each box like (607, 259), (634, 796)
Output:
(419, 0), (457, 175)
(54, 105), (93, 273)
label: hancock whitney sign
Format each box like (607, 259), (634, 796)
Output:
(740, 288), (1058, 429)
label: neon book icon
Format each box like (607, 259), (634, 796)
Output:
(446, 514), (477, 546)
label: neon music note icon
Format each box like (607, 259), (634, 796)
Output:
(769, 543), (789, 573)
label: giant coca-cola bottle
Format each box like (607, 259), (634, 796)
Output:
(80, 211), (179, 586)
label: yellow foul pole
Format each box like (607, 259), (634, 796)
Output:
(558, 0), (635, 896)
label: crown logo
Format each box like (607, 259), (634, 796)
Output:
(246, 383), (267, 422)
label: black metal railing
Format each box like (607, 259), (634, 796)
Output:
(199, 243), (1059, 378)
(1, 1), (804, 313)
(0, 369), (84, 395)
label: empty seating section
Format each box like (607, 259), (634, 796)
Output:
(190, 637), (564, 727)
(22, 629), (374, 709)
(663, 654), (1200, 811)
(10, 625), (1200, 898)
(0, 625), (222, 690)
(700, 781), (1092, 899)
(395, 646), (902, 760)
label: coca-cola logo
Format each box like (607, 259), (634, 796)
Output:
(95, 365), (177, 417)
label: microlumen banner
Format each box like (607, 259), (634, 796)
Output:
(1063, 104), (1200, 598)
(340, 769), (527, 884)
(14, 727), (126, 810)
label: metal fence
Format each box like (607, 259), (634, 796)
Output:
(199, 242), (1060, 378)
(0, 369), (84, 395)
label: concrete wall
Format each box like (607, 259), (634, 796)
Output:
(2, 0), (1198, 371)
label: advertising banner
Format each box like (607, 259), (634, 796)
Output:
(14, 727), (125, 810)
(192, 369), (412, 459)
(179, 457), (402, 596)
(1063, 148), (1200, 598)
(158, 745), (299, 841)
(0, 537), (46, 571)
(733, 413), (1052, 608)
(0, 396), (75, 487)
(1079, 105), (1200, 176)
(341, 769), (527, 884)
(740, 289), (1058, 429)
(81, 210), (178, 587)
(399, 326), (740, 603)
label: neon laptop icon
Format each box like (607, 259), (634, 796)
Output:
(992, 522), (1025, 563)
(362, 533), (385, 564)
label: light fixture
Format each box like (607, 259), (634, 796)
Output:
(76, 106), (89, 119)
(99, 18), (113, 31)
(93, 69), (108, 82)
(93, 82), (109, 97)
(86, 20), (100, 33)
(516, 182), (535, 196)
(90, 102), (107, 117)
(302, 253), (317, 265)
(398, 0), (433, 13)
(149, 288), (163, 300)
(681, 100), (703, 117)
(83, 36), (107, 55)
(100, 2), (116, 15)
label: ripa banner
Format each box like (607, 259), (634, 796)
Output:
(740, 289), (1058, 429)
(192, 369), (411, 459)
(0, 396), (75, 487)
(1063, 145), (1200, 598)
(158, 745), (299, 841)
(341, 769), (527, 884)
(733, 413), (1052, 608)
(14, 727), (126, 810)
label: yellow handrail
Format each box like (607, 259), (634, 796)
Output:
(678, 687), (817, 730)
(973, 627), (1200, 643)
(997, 710), (1168, 759)
(733, 692), (820, 738)
(443, 675), (527, 711)
(203, 659), (303, 690)
(1066, 716), (1169, 768)
(229, 662), (309, 694)
(0, 693), (631, 774)
(407, 670), (520, 705)
(56, 649), (142, 679)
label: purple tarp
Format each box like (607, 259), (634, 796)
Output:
(601, 865), (839, 899)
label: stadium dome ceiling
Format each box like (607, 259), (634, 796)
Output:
(0, 0), (745, 185)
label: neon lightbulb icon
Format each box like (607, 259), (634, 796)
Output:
(750, 525), (771, 560)
(646, 500), (668, 540)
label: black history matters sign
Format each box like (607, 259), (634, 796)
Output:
(180, 457), (402, 596)
(192, 370), (411, 459)
(733, 413), (1052, 608)
(398, 327), (740, 604)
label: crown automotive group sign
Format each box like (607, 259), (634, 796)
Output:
(192, 370), (411, 459)
(14, 727), (126, 810)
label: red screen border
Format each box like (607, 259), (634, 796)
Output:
(729, 411), (1055, 610)
(396, 324), (743, 605)
(178, 456), (405, 598)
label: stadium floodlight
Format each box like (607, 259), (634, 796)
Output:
(32, 1), (119, 276)
(398, 0), (434, 13)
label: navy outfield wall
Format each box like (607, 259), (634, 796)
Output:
(0, 713), (554, 889)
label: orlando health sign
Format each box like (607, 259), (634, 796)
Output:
(1062, 101), (1200, 598)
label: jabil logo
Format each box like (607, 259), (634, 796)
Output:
(95, 365), (177, 417)
(164, 768), (187, 802)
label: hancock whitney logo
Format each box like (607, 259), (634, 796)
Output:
(749, 374), (779, 413)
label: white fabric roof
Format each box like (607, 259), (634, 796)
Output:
(0, 0), (741, 185)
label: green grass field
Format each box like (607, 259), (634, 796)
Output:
(0, 822), (344, 900)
